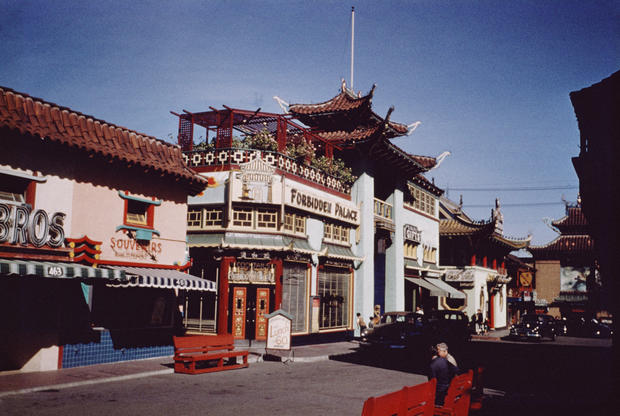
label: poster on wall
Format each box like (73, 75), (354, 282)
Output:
(560, 267), (591, 292)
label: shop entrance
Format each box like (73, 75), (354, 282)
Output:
(230, 285), (272, 340)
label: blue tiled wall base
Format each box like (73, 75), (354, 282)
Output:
(62, 330), (173, 368)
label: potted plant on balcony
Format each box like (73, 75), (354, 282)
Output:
(312, 155), (357, 187)
(286, 135), (316, 164)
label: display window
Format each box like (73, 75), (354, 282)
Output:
(318, 267), (351, 329)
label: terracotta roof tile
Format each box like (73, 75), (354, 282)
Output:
(529, 235), (594, 255)
(552, 206), (589, 232)
(409, 154), (437, 169)
(289, 89), (372, 115)
(0, 86), (206, 193)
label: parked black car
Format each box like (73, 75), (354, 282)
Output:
(555, 317), (612, 338)
(508, 314), (556, 341)
(360, 310), (470, 350)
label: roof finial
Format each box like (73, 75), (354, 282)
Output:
(341, 78), (347, 92)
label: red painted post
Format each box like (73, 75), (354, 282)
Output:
(470, 254), (476, 266)
(218, 256), (235, 335)
(277, 118), (287, 153)
(482, 256), (488, 268)
(273, 258), (283, 310)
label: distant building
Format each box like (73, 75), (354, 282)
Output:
(439, 196), (531, 329)
(528, 203), (598, 318)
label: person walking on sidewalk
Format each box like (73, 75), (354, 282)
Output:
(474, 309), (484, 335)
(355, 313), (367, 338)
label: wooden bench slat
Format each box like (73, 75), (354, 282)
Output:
(173, 334), (249, 375)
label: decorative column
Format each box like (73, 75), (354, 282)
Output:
(218, 256), (235, 335)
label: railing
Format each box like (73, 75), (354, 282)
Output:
(374, 198), (393, 220)
(183, 148), (351, 195)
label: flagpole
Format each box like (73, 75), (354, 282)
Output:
(350, 6), (355, 92)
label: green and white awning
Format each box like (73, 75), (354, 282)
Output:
(405, 276), (466, 299)
(0, 259), (125, 280)
(105, 266), (216, 292)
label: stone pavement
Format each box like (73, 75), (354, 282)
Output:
(0, 330), (509, 398)
(0, 340), (362, 398)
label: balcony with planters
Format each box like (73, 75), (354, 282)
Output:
(173, 107), (357, 195)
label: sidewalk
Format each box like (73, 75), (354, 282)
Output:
(470, 328), (510, 341)
(0, 340), (361, 398)
(0, 334), (509, 398)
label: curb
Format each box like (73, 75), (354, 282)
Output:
(0, 368), (174, 398)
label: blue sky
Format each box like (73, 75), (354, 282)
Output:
(2, 1), (618, 246)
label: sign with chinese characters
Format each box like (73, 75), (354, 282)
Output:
(228, 261), (276, 284)
(284, 185), (359, 225)
(0, 203), (65, 248)
(403, 224), (422, 243)
(266, 310), (293, 350)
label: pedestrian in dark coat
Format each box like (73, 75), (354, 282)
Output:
(428, 342), (459, 405)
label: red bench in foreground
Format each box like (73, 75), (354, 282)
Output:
(173, 334), (249, 374)
(433, 369), (473, 416)
(361, 378), (436, 416)
(361, 368), (478, 416)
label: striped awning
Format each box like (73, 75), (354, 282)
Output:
(188, 232), (317, 255)
(0, 259), (125, 280)
(105, 266), (216, 292)
(424, 277), (466, 299)
(320, 244), (364, 261)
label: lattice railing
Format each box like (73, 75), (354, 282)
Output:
(183, 149), (351, 194)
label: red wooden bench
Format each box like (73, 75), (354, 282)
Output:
(434, 370), (473, 416)
(173, 334), (249, 374)
(361, 378), (436, 416)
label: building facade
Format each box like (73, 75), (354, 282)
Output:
(179, 82), (453, 342)
(0, 86), (209, 372)
(439, 196), (531, 329)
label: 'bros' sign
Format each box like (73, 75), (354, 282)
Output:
(0, 203), (65, 248)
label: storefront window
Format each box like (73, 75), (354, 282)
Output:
(281, 262), (308, 333)
(318, 267), (350, 329)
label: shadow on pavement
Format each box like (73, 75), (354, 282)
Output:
(331, 340), (614, 415)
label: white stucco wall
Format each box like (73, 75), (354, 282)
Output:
(352, 173), (374, 320)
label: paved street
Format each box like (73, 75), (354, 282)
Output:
(0, 336), (613, 416)
(0, 360), (427, 416)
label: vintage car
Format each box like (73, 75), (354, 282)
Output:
(360, 310), (470, 350)
(555, 317), (612, 338)
(508, 314), (556, 341)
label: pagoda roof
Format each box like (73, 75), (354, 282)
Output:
(439, 196), (531, 249)
(528, 234), (595, 257)
(409, 154), (437, 170)
(289, 83), (409, 141)
(410, 174), (444, 196)
(0, 86), (207, 194)
(552, 205), (589, 234)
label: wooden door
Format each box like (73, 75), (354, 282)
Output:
(255, 288), (270, 341)
(232, 287), (246, 339)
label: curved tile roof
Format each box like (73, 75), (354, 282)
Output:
(552, 206), (589, 233)
(289, 87), (373, 114)
(289, 84), (409, 140)
(0, 86), (206, 193)
(529, 234), (595, 255)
